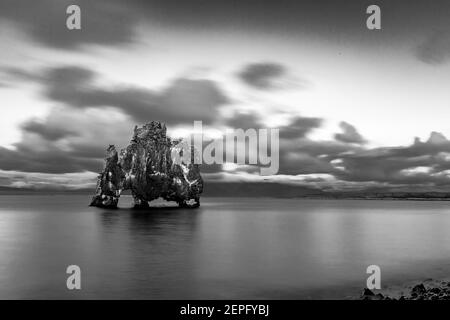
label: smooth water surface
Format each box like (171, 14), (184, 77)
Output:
(1, 195), (450, 299)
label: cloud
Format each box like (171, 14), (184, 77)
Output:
(159, 78), (229, 124)
(2, 65), (450, 192)
(334, 121), (366, 144)
(238, 62), (288, 89)
(275, 138), (362, 176)
(3, 65), (229, 125)
(0, 64), (230, 178)
(0, 106), (132, 174)
(2, 0), (450, 54)
(0, 0), (137, 49)
(21, 119), (77, 141)
(279, 116), (323, 140)
(0, 144), (102, 174)
(416, 30), (450, 65)
(0, 170), (97, 190)
(215, 123), (450, 191)
(225, 111), (322, 139)
(225, 112), (263, 129)
(3, 101), (450, 192)
(333, 132), (450, 185)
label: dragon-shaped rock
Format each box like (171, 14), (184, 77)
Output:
(90, 121), (203, 208)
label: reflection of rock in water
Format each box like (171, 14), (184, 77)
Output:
(90, 121), (203, 209)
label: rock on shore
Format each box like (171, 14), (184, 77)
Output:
(90, 121), (203, 209)
(361, 281), (450, 300)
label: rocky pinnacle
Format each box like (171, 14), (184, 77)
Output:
(90, 121), (203, 209)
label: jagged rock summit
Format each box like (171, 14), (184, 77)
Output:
(90, 121), (203, 209)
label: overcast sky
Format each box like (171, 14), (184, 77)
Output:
(1, 0), (450, 192)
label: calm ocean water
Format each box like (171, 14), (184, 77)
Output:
(1, 195), (450, 299)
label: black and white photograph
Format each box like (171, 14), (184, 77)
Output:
(1, 0), (450, 310)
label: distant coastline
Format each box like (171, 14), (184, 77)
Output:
(1, 184), (450, 200)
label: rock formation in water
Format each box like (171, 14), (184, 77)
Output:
(90, 121), (203, 208)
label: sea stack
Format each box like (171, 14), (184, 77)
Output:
(90, 121), (203, 209)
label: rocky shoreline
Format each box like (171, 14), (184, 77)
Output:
(361, 280), (450, 300)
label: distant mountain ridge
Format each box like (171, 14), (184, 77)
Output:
(1, 183), (450, 200)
